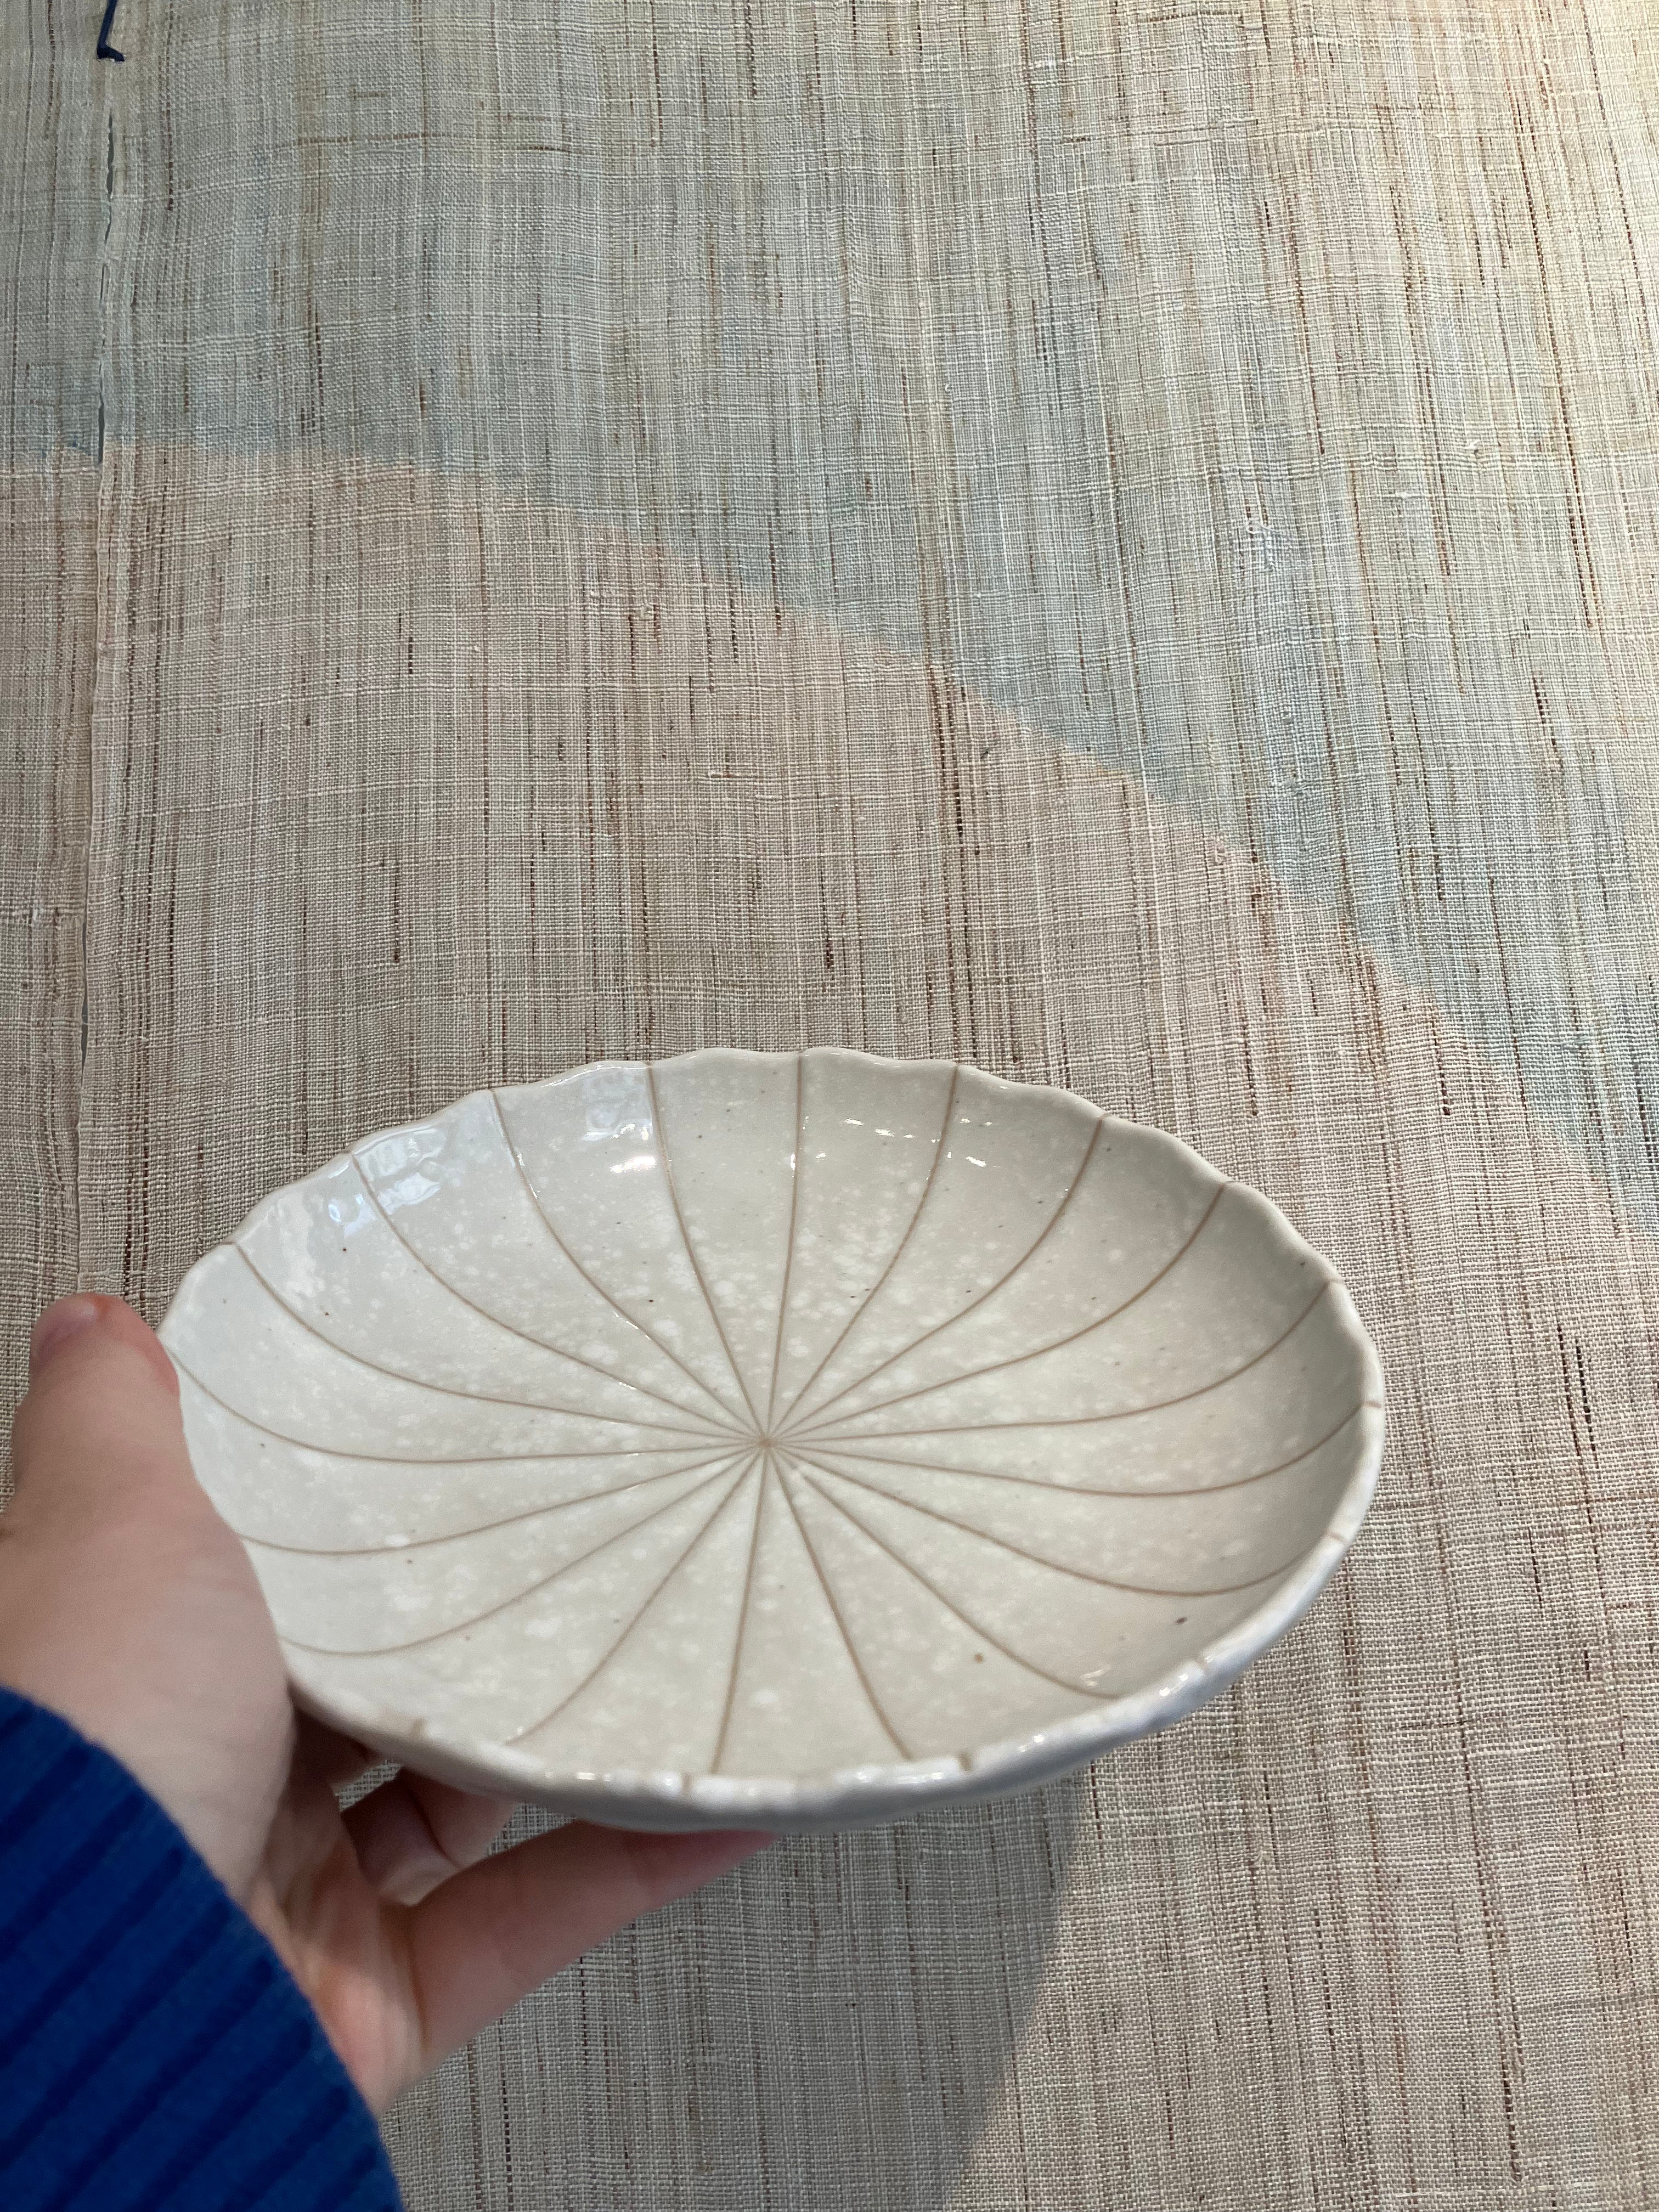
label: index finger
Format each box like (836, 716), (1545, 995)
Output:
(398, 1820), (772, 2094)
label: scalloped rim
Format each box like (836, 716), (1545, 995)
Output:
(161, 1048), (1386, 1831)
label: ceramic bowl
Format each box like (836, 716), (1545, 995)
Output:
(159, 1051), (1384, 1830)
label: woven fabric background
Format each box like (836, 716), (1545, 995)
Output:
(5, 3), (1659, 2205)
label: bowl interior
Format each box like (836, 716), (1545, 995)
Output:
(160, 1051), (1382, 1825)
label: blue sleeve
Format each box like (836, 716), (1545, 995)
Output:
(0, 1688), (403, 2212)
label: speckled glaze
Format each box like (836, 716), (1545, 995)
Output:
(159, 1052), (1384, 1830)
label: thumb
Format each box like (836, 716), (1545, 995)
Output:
(10, 1295), (200, 1528)
(2, 1295), (293, 1896)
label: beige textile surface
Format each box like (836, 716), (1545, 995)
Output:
(4, 3), (1659, 2206)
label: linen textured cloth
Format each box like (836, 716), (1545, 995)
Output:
(3, 3), (1657, 2207)
(0, 1689), (402, 2212)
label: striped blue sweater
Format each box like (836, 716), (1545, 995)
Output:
(0, 1689), (403, 2211)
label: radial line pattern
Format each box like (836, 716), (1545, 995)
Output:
(797, 1278), (1338, 1444)
(489, 1087), (750, 1427)
(231, 1444), (747, 1558)
(174, 1359), (731, 1469)
(709, 1447), (774, 1774)
(787, 1178), (1232, 1442)
(763, 1062), (807, 1431)
(792, 1448), (1308, 1600)
(230, 1243), (730, 1440)
(770, 1455), (916, 1763)
(284, 1452), (753, 1660)
(352, 1153), (738, 1432)
(782, 1455), (1099, 1699)
(774, 1061), (962, 1431)
(506, 1450), (765, 1747)
(809, 1398), (1380, 1501)
(645, 1064), (765, 1429)
(794, 1113), (1107, 1433)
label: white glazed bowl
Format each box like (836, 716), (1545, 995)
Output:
(160, 1051), (1384, 1830)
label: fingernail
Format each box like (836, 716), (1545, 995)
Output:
(30, 1296), (103, 1375)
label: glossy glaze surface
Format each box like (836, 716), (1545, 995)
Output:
(160, 1052), (1384, 1827)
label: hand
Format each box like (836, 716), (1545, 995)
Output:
(0, 1296), (771, 2113)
